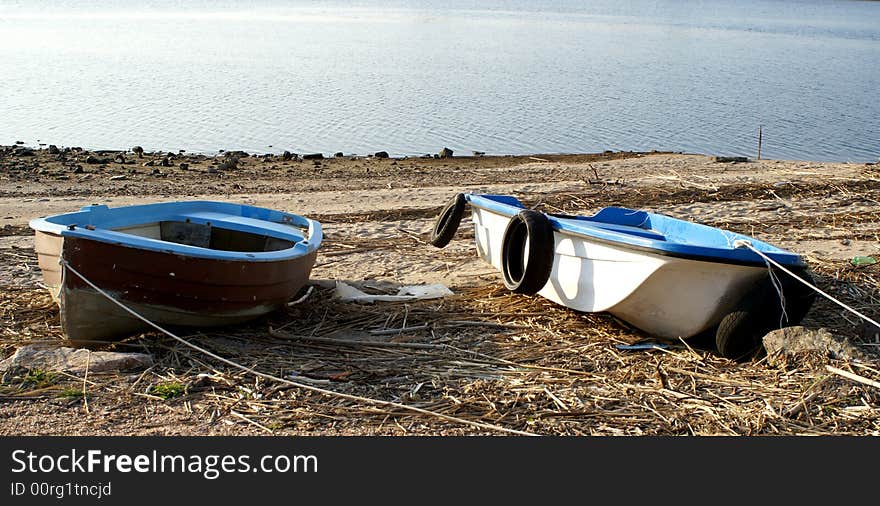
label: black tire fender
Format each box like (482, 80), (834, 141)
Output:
(500, 210), (555, 295)
(715, 267), (817, 360)
(715, 306), (767, 360)
(429, 193), (466, 248)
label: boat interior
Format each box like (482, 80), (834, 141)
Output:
(116, 221), (295, 252)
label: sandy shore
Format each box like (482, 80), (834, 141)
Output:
(2, 147), (879, 435)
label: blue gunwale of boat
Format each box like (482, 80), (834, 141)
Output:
(465, 193), (805, 267)
(29, 201), (322, 262)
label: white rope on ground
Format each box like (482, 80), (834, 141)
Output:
(733, 239), (880, 331)
(60, 260), (536, 436)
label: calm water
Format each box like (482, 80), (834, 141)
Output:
(1, 0), (878, 161)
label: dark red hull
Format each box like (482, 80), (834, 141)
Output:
(59, 235), (317, 345)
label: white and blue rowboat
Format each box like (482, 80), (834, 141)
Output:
(429, 193), (815, 359)
(30, 201), (322, 346)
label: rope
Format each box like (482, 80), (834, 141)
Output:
(763, 256), (789, 326)
(733, 240), (880, 330)
(60, 260), (536, 436)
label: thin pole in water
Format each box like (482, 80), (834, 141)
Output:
(757, 125), (762, 160)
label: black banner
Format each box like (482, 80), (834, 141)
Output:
(1, 436), (875, 503)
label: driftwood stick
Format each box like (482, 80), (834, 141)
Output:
(396, 227), (427, 245)
(443, 320), (530, 329)
(230, 410), (274, 434)
(82, 351), (91, 414)
(269, 328), (444, 349)
(783, 391), (821, 418)
(0, 396), (49, 402)
(825, 365), (880, 390)
(369, 324), (430, 335)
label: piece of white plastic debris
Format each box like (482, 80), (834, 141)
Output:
(334, 281), (453, 303)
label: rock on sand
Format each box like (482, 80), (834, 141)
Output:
(0, 345), (153, 374)
(763, 326), (867, 367)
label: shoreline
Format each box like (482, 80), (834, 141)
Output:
(6, 141), (875, 165)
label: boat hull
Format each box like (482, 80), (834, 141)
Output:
(38, 233), (316, 346)
(34, 230), (64, 301)
(471, 206), (770, 339)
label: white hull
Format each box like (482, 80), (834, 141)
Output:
(471, 206), (769, 339)
(34, 231), (63, 301)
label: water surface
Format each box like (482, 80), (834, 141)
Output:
(1, 0), (878, 161)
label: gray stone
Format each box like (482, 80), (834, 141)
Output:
(763, 326), (866, 366)
(714, 156), (749, 163)
(374, 151), (389, 159)
(439, 147), (453, 158)
(217, 159), (237, 171)
(85, 155), (101, 164)
(0, 345), (153, 374)
(48, 145), (60, 155)
(131, 146), (144, 158)
(302, 153), (324, 160)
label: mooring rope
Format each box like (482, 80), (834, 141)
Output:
(764, 257), (790, 327)
(60, 260), (536, 436)
(733, 239), (880, 331)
